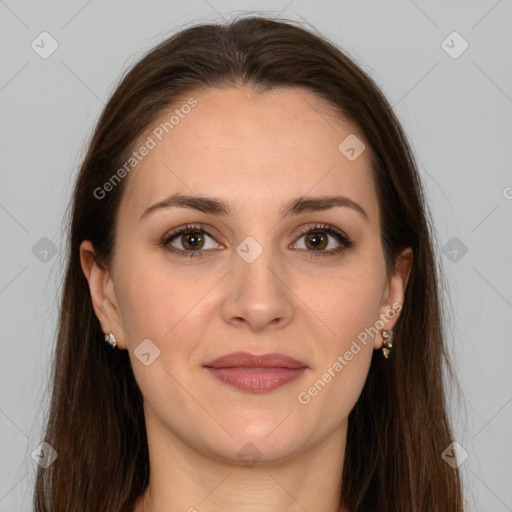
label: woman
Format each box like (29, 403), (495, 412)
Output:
(33, 15), (465, 512)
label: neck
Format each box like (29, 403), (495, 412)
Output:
(134, 409), (349, 512)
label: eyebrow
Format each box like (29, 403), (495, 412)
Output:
(139, 193), (369, 222)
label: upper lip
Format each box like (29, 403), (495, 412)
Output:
(204, 351), (308, 369)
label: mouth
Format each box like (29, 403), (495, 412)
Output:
(203, 352), (309, 393)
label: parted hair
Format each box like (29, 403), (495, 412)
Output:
(34, 15), (465, 512)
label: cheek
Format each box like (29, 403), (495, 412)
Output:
(295, 254), (384, 409)
(309, 261), (385, 348)
(297, 342), (372, 444)
(113, 249), (216, 347)
(112, 248), (172, 348)
(296, 270), (381, 433)
(113, 256), (209, 406)
(115, 269), (169, 341)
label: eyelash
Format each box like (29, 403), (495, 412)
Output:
(160, 223), (353, 259)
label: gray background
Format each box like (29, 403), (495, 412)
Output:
(1, 1), (511, 510)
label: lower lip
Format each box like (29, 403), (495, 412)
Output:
(205, 367), (307, 393)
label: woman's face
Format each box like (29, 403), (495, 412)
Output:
(81, 86), (411, 464)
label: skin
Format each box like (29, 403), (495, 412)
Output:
(80, 86), (412, 512)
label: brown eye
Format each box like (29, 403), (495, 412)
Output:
(161, 224), (222, 259)
(304, 231), (328, 250)
(179, 231), (205, 250)
(292, 224), (353, 257)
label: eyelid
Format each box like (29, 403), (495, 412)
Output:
(295, 223), (348, 240)
(162, 223), (225, 244)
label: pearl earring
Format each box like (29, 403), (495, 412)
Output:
(381, 329), (393, 358)
(104, 332), (117, 349)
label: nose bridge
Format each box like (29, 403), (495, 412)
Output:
(235, 234), (279, 290)
(220, 232), (294, 330)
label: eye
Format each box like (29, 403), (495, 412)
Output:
(291, 224), (353, 257)
(161, 223), (353, 259)
(161, 223), (222, 258)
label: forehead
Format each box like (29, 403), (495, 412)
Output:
(119, 86), (379, 227)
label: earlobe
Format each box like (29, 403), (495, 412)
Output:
(79, 240), (126, 349)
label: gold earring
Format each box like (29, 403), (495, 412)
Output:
(381, 329), (393, 358)
(104, 332), (117, 349)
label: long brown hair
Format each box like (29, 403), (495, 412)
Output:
(33, 15), (465, 511)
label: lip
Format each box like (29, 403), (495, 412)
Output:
(204, 352), (309, 393)
(204, 351), (308, 369)
(206, 367), (307, 392)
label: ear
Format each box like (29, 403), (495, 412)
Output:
(374, 246), (413, 349)
(79, 240), (127, 350)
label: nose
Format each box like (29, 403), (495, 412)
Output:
(220, 239), (295, 332)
